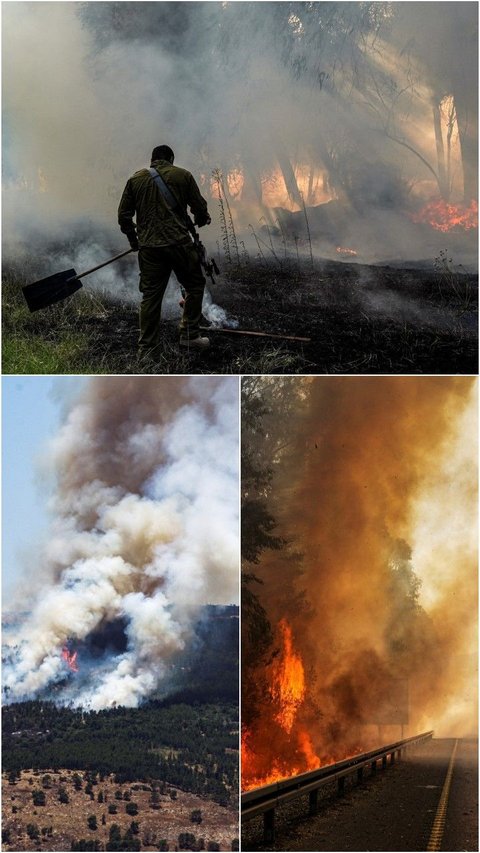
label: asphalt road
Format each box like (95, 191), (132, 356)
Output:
(242, 738), (478, 852)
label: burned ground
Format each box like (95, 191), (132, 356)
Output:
(2, 256), (477, 375)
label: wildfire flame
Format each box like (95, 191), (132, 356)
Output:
(241, 619), (320, 791)
(411, 198), (478, 232)
(270, 619), (306, 733)
(61, 646), (78, 673)
(336, 246), (358, 256)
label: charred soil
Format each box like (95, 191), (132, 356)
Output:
(2, 257), (477, 375)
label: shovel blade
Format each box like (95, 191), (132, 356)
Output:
(22, 269), (82, 312)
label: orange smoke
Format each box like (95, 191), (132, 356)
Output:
(411, 198), (478, 231)
(62, 646), (78, 673)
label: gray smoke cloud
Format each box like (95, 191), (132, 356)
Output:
(3, 376), (239, 710)
(3, 2), (477, 271)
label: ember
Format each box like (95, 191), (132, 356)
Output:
(336, 246), (358, 256)
(411, 198), (478, 232)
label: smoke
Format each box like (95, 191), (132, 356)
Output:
(3, 376), (239, 710)
(244, 377), (477, 784)
(3, 2), (477, 269)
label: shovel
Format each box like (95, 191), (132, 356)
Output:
(22, 248), (134, 312)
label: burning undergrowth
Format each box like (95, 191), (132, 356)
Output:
(241, 377), (477, 790)
(3, 376), (239, 710)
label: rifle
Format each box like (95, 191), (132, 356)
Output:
(185, 217), (220, 287)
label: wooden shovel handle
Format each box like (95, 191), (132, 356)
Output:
(69, 249), (135, 282)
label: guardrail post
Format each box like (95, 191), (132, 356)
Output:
(263, 808), (275, 843)
(357, 766), (363, 784)
(390, 751), (395, 764)
(371, 759), (377, 774)
(338, 776), (345, 796)
(309, 789), (319, 815)
(382, 755), (387, 769)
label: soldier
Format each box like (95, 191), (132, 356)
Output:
(118, 144), (212, 357)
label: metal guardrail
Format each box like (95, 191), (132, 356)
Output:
(241, 730), (434, 842)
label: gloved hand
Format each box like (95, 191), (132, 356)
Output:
(196, 213), (212, 228)
(127, 232), (139, 251)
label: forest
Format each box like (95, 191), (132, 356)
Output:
(3, 700), (238, 807)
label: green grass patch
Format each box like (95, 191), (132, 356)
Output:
(2, 334), (92, 375)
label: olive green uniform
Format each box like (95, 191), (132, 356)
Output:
(118, 158), (210, 354)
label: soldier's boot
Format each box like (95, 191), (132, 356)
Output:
(179, 336), (210, 349)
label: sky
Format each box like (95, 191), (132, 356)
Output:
(2, 376), (86, 608)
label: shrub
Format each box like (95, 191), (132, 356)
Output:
(32, 789), (46, 806)
(178, 832), (196, 851)
(26, 823), (40, 840)
(58, 787), (69, 804)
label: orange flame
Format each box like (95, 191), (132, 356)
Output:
(270, 619), (306, 733)
(61, 646), (78, 673)
(241, 619), (320, 791)
(411, 198), (478, 232)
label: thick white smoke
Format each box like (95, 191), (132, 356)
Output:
(3, 377), (239, 710)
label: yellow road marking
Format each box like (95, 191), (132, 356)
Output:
(427, 739), (458, 851)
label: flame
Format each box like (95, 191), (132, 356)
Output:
(411, 198), (478, 232)
(241, 619), (320, 791)
(336, 246), (358, 256)
(209, 167), (335, 212)
(270, 619), (306, 733)
(61, 646), (78, 673)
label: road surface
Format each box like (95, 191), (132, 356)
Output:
(242, 738), (478, 851)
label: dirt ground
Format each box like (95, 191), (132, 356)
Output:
(3, 769), (238, 851)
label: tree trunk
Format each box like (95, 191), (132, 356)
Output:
(432, 98), (449, 200)
(453, 86), (478, 203)
(275, 140), (303, 208)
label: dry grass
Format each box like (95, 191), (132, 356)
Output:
(3, 770), (238, 851)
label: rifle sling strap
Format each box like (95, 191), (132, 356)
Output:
(148, 167), (194, 235)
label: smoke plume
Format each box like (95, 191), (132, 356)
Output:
(243, 377), (477, 787)
(3, 2), (478, 271)
(3, 377), (239, 710)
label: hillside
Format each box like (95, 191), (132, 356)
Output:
(2, 768), (238, 852)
